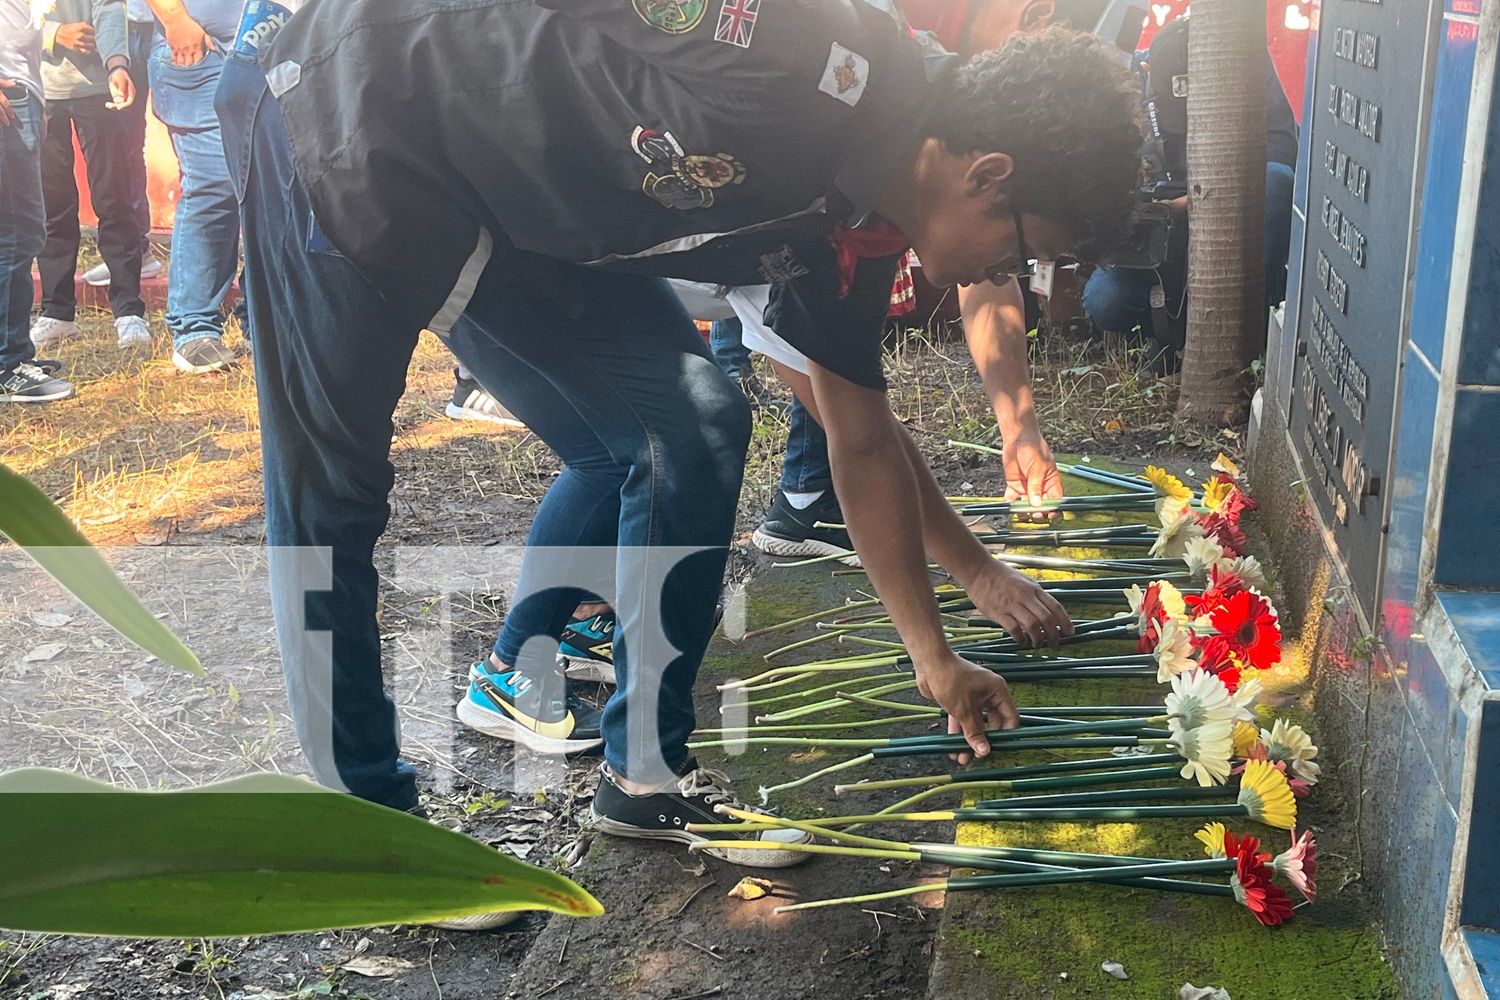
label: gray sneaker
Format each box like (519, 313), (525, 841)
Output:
(446, 368), (525, 428)
(0, 362), (76, 403)
(172, 336), (236, 374)
(84, 253), (162, 287)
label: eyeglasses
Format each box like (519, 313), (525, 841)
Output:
(984, 212), (1035, 283)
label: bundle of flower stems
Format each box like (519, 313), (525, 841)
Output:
(694, 457), (1321, 926)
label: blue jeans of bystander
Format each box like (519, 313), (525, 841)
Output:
(0, 88), (45, 371)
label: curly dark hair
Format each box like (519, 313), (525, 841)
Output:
(926, 25), (1146, 262)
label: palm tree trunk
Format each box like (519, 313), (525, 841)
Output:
(1176, 0), (1268, 426)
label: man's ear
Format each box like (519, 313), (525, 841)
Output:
(1020, 0), (1056, 29)
(965, 152), (1015, 200)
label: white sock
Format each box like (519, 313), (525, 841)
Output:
(783, 490), (825, 510)
(456, 362), (473, 381)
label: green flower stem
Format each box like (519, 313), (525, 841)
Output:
(726, 654), (901, 690)
(975, 784), (1236, 810)
(743, 598), (886, 639)
(986, 667), (1159, 682)
(1013, 705), (1168, 718)
(688, 840), (923, 863)
(872, 766), (1191, 814)
(835, 691), (940, 715)
(756, 680), (917, 723)
(946, 858), (1234, 888)
(691, 714), (936, 736)
(838, 635), (909, 652)
(802, 804), (1254, 826)
(887, 717), (1164, 745)
(835, 756), (1183, 794)
(743, 672), (911, 710)
(765, 626), (866, 660)
(967, 655), (1154, 670)
(755, 752), (878, 800)
(1057, 463), (1156, 493)
(870, 736), (1169, 760)
(734, 671), (826, 694)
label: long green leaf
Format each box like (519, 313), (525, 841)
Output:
(0, 462), (202, 674)
(0, 769), (603, 935)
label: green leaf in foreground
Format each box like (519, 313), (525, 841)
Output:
(0, 462), (202, 675)
(0, 770), (603, 935)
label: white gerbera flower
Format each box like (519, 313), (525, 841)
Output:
(1174, 720), (1235, 787)
(1227, 555), (1268, 590)
(1261, 718), (1321, 785)
(1230, 677), (1263, 723)
(1184, 535), (1227, 577)
(1151, 512), (1205, 558)
(1154, 617), (1198, 683)
(1166, 668), (1235, 735)
(1156, 494), (1191, 528)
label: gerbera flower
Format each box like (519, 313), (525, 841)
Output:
(1238, 758), (1298, 829)
(1195, 821), (1228, 858)
(1212, 453), (1241, 481)
(1226, 555), (1267, 590)
(1273, 827), (1318, 903)
(1232, 720), (1264, 759)
(1147, 465), (1194, 501)
(1232, 836), (1296, 926)
(1210, 590), (1282, 670)
(1154, 617), (1198, 683)
(1152, 512), (1206, 558)
(1230, 677), (1263, 723)
(1174, 720), (1235, 786)
(1167, 669), (1236, 734)
(1201, 478), (1234, 512)
(1187, 566), (1246, 619)
(1126, 580), (1187, 635)
(1197, 512), (1248, 556)
(1260, 718), (1321, 785)
(1184, 535), (1227, 578)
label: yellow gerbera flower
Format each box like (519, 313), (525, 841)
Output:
(1232, 720), (1263, 759)
(1146, 465), (1193, 502)
(1201, 478), (1233, 512)
(1238, 759), (1298, 829)
(1195, 822), (1228, 858)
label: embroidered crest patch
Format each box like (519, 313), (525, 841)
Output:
(632, 127), (746, 210)
(632, 0), (707, 34)
(714, 0), (759, 47)
(818, 43), (869, 107)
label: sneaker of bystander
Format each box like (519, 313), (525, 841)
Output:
(28, 317), (78, 351)
(0, 362), (75, 403)
(115, 314), (151, 348)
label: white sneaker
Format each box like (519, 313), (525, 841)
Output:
(84, 253), (162, 287)
(29, 317), (79, 351)
(115, 315), (152, 348)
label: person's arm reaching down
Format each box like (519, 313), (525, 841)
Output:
(800, 360), (1073, 758)
(958, 277), (1062, 508)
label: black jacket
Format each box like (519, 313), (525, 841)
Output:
(263, 0), (945, 385)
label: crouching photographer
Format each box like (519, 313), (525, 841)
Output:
(1082, 13), (1298, 373)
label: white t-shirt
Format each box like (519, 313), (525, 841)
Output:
(1, 0), (44, 102)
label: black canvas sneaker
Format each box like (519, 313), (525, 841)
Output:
(457, 660), (604, 754)
(0, 362), (75, 403)
(590, 759), (813, 868)
(751, 490), (861, 567)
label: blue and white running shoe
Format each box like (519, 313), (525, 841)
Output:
(457, 660), (603, 754)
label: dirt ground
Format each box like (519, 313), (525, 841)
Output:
(1, 297), (1250, 1000)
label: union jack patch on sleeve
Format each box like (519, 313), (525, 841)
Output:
(714, 0), (759, 47)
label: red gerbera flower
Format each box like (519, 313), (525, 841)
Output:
(1229, 832), (1294, 927)
(1198, 513), (1248, 556)
(1186, 566), (1247, 618)
(1210, 591), (1282, 670)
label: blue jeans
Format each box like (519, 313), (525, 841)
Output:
(781, 395), (833, 495)
(151, 42), (240, 348)
(0, 88), (45, 372)
(218, 53), (750, 803)
(1083, 161), (1298, 334)
(709, 317), (751, 381)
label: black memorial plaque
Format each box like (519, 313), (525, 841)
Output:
(1288, 0), (1435, 612)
